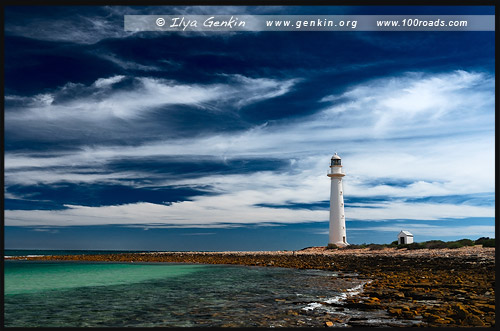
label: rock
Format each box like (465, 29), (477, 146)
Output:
(171, 312), (184, 316)
(402, 310), (415, 319)
(474, 303), (495, 312)
(221, 323), (239, 327)
(392, 304), (411, 311)
(434, 318), (451, 324)
(463, 314), (485, 327)
(451, 303), (469, 320)
(388, 308), (402, 316)
(484, 315), (495, 324)
(423, 313), (441, 322)
(393, 292), (405, 298)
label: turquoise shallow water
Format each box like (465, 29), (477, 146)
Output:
(4, 259), (414, 327)
(5, 261), (204, 294)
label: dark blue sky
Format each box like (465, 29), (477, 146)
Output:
(3, 4), (495, 250)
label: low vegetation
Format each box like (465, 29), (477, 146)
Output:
(326, 237), (495, 250)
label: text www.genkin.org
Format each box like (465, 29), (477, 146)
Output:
(266, 19), (357, 29)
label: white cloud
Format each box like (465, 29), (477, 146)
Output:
(345, 201), (494, 221)
(4, 193), (494, 227)
(93, 75), (126, 88)
(227, 74), (300, 108)
(4, 6), (293, 45)
(5, 74), (298, 121)
(321, 70), (493, 137)
(97, 53), (165, 72)
(4, 201), (327, 227)
(5, 70), (495, 228)
(5, 8), (136, 44)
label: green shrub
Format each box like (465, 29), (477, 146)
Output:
(423, 240), (447, 249)
(484, 238), (495, 247)
(482, 239), (495, 247)
(405, 242), (425, 250)
(324, 237), (494, 251)
(455, 239), (475, 247)
(475, 237), (489, 244)
(475, 237), (495, 247)
(446, 242), (464, 249)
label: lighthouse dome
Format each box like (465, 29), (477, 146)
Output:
(331, 153), (342, 166)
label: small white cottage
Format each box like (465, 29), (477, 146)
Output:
(398, 230), (414, 245)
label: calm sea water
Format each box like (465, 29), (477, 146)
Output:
(4, 251), (414, 327)
(4, 249), (152, 257)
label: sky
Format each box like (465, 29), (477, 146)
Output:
(3, 4), (495, 251)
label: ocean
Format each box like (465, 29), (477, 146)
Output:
(3, 250), (412, 327)
(4, 249), (152, 257)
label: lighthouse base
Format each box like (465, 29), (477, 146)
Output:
(328, 241), (349, 248)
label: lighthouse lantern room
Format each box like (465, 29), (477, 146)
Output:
(327, 153), (348, 247)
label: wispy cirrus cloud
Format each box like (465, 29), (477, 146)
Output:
(10, 70), (492, 191)
(5, 70), (495, 229)
(96, 53), (167, 72)
(4, 7), (135, 44)
(319, 70), (493, 137)
(5, 191), (494, 227)
(3, 5), (297, 45)
(5, 74), (298, 121)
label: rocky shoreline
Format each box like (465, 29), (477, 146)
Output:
(6, 246), (495, 327)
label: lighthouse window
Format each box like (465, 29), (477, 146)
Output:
(339, 191), (342, 195)
(331, 159), (341, 166)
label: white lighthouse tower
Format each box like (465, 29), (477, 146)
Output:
(328, 153), (348, 247)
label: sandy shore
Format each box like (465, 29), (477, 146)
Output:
(6, 245), (495, 327)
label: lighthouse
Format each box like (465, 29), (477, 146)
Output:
(328, 153), (348, 247)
